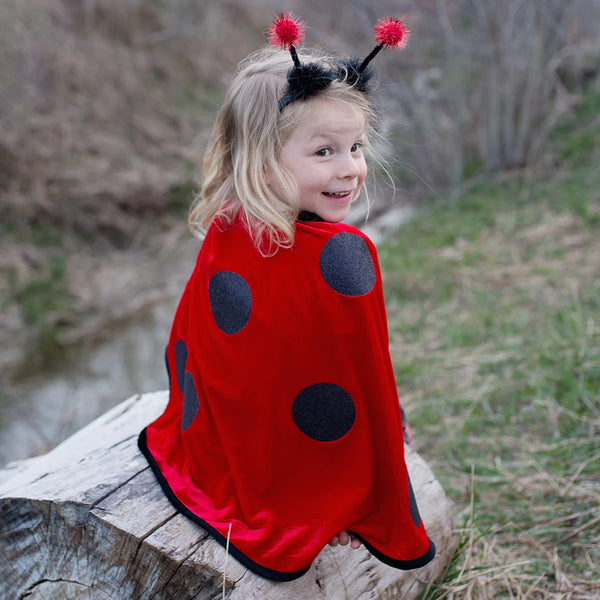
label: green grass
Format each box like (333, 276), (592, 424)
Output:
(379, 83), (600, 598)
(14, 253), (73, 353)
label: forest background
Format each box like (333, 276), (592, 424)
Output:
(1, 0), (600, 598)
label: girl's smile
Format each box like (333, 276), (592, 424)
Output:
(279, 98), (368, 222)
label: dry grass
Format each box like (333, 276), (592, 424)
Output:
(380, 78), (600, 595)
(2, 0), (598, 239)
(0, 0), (226, 238)
(430, 464), (600, 600)
(0, 0), (270, 376)
(379, 163), (600, 598)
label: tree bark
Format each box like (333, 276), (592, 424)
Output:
(0, 391), (456, 600)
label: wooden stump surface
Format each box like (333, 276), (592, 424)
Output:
(0, 391), (456, 599)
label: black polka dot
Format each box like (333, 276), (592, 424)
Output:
(319, 233), (376, 296)
(174, 340), (188, 393)
(407, 474), (422, 527)
(181, 371), (199, 431)
(292, 383), (356, 442)
(209, 271), (252, 335)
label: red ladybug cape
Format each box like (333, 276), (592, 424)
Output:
(138, 213), (436, 581)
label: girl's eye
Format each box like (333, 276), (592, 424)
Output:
(351, 142), (364, 153)
(315, 147), (332, 157)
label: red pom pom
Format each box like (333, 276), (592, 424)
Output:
(374, 16), (410, 49)
(268, 12), (307, 49)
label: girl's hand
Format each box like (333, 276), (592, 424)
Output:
(328, 530), (361, 549)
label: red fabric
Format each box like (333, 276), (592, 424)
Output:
(139, 215), (435, 580)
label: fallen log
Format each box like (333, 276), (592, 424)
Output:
(0, 391), (456, 599)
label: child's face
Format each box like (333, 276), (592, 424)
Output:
(279, 98), (367, 222)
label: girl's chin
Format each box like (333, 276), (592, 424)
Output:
(298, 197), (354, 223)
(317, 206), (351, 223)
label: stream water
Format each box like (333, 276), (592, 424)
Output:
(0, 235), (201, 468)
(0, 301), (177, 467)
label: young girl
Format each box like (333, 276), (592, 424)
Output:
(138, 13), (436, 581)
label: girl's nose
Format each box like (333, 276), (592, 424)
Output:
(337, 154), (362, 179)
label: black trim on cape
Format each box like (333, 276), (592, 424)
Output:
(138, 427), (310, 581)
(296, 210), (324, 222)
(349, 531), (437, 571)
(138, 428), (437, 580)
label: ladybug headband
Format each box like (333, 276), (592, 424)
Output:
(269, 13), (410, 111)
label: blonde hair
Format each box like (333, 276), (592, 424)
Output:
(189, 47), (378, 254)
